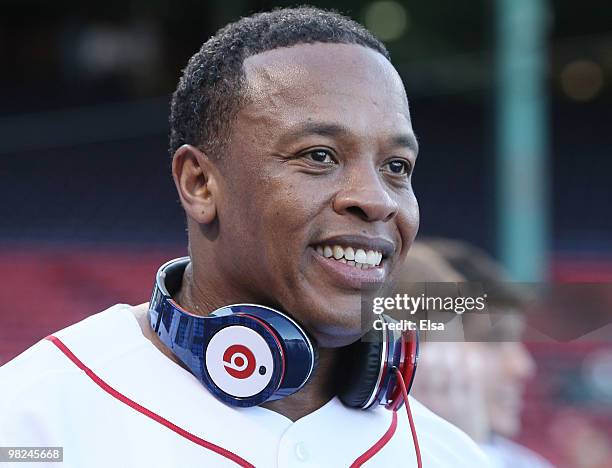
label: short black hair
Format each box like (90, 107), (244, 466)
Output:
(169, 6), (390, 159)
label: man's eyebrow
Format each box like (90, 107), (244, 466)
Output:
(280, 122), (349, 142)
(391, 133), (419, 155)
(280, 121), (419, 154)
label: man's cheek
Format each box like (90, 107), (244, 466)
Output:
(403, 197), (420, 241)
(405, 190), (420, 225)
(397, 207), (419, 254)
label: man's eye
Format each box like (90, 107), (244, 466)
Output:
(383, 159), (411, 175)
(305, 149), (335, 164)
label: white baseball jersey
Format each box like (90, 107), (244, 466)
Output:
(0, 304), (489, 467)
(481, 436), (553, 468)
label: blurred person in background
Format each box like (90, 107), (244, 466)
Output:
(406, 239), (554, 468)
(397, 243), (490, 443)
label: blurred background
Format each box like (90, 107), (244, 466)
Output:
(1, 0), (610, 466)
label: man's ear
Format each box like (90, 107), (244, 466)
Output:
(172, 144), (219, 225)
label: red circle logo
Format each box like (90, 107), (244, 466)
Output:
(223, 344), (256, 379)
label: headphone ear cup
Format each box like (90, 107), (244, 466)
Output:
(338, 334), (384, 408)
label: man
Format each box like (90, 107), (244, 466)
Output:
(409, 239), (553, 468)
(0, 8), (487, 467)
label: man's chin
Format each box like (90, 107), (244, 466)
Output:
(284, 280), (369, 346)
(298, 302), (365, 347)
(309, 322), (365, 347)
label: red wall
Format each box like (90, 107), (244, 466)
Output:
(0, 246), (184, 363)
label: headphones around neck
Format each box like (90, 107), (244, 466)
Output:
(148, 257), (418, 410)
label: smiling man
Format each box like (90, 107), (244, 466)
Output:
(0, 7), (488, 467)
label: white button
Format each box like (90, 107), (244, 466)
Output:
(294, 442), (309, 462)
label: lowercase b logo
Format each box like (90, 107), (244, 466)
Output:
(223, 344), (256, 379)
(206, 325), (274, 397)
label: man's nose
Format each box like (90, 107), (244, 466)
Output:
(332, 165), (399, 222)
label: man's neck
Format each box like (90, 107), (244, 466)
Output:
(174, 260), (227, 315)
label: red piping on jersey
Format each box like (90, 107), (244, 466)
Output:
(45, 335), (254, 468)
(349, 411), (398, 467)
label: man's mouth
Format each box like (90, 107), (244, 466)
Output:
(309, 236), (395, 289)
(314, 244), (383, 269)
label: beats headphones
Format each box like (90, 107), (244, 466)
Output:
(148, 257), (418, 410)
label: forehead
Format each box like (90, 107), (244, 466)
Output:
(240, 42), (411, 130)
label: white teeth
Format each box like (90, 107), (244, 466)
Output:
(333, 245), (344, 259)
(344, 247), (355, 261)
(316, 244), (383, 268)
(366, 250), (378, 266)
(354, 249), (367, 264)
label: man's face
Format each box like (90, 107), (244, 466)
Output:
(213, 43), (419, 346)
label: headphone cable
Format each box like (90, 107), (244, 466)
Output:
(393, 367), (422, 468)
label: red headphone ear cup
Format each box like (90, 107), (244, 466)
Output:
(386, 329), (418, 411)
(338, 333), (384, 408)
